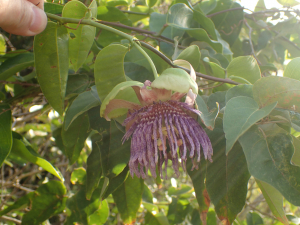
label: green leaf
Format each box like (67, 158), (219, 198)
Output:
(256, 179), (289, 225)
(193, 8), (217, 40)
(61, 113), (90, 164)
(95, 44), (130, 100)
(65, 183), (103, 225)
(246, 212), (264, 225)
(64, 86), (100, 130)
(224, 96), (277, 153)
(284, 57), (300, 81)
(225, 84), (254, 103)
(146, 0), (157, 8)
(22, 181), (67, 225)
(206, 91), (226, 111)
(0, 104), (12, 167)
(34, 21), (69, 115)
(253, 76), (300, 113)
(227, 56), (261, 84)
(100, 121), (130, 178)
(97, 6), (127, 21)
(197, 0), (217, 14)
(167, 197), (192, 224)
(102, 166), (129, 199)
(44, 2), (64, 14)
(0, 192), (34, 217)
(277, 0), (300, 7)
(206, 118), (250, 224)
(145, 212), (170, 225)
(196, 95), (219, 130)
(176, 45), (201, 71)
(0, 34), (6, 55)
(86, 134), (103, 200)
(187, 156), (209, 218)
(209, 1), (244, 46)
(112, 175), (144, 224)
(71, 167), (86, 185)
(88, 199), (109, 224)
(165, 4), (223, 53)
(239, 126), (300, 206)
(0, 52), (34, 80)
(10, 137), (63, 181)
(167, 3), (193, 29)
(62, 0), (96, 71)
(65, 74), (90, 96)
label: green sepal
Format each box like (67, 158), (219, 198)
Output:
(100, 81), (143, 118)
(151, 68), (198, 94)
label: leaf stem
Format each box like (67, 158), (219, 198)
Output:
(132, 41), (158, 79)
(46, 12), (158, 78)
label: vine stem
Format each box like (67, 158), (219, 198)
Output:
(45, 12), (158, 79)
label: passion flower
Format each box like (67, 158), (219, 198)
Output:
(100, 61), (213, 178)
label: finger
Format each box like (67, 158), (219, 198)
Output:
(26, 0), (44, 10)
(0, 0), (47, 36)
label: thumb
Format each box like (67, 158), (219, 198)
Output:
(0, 0), (47, 36)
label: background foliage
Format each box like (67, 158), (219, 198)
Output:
(1, 0), (300, 224)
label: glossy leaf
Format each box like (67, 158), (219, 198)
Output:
(10, 137), (63, 181)
(193, 8), (217, 40)
(71, 167), (86, 185)
(88, 199), (109, 224)
(44, 2), (64, 14)
(167, 197), (192, 224)
(239, 125), (300, 206)
(225, 84), (253, 103)
(256, 179), (289, 225)
(61, 113), (90, 164)
(197, 0), (217, 15)
(246, 212), (264, 225)
(100, 121), (130, 178)
(66, 183), (103, 225)
(165, 4), (223, 53)
(112, 175), (144, 224)
(283, 57), (300, 81)
(95, 44), (128, 101)
(144, 212), (170, 225)
(196, 95), (219, 130)
(277, 0), (300, 7)
(224, 96), (277, 153)
(102, 166), (129, 199)
(176, 45), (201, 71)
(64, 86), (100, 130)
(0, 104), (12, 167)
(62, 0), (96, 71)
(227, 56), (261, 84)
(206, 118), (250, 224)
(86, 134), (103, 200)
(0, 192), (34, 217)
(22, 181), (67, 225)
(187, 157), (210, 222)
(34, 21), (69, 115)
(253, 76), (300, 113)
(209, 1), (244, 45)
(65, 74), (90, 96)
(0, 52), (34, 80)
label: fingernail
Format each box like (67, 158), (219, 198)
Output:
(29, 6), (47, 33)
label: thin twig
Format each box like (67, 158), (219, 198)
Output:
(0, 81), (39, 87)
(0, 216), (21, 225)
(244, 20), (262, 65)
(139, 41), (239, 85)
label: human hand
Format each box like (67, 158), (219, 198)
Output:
(0, 0), (47, 36)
